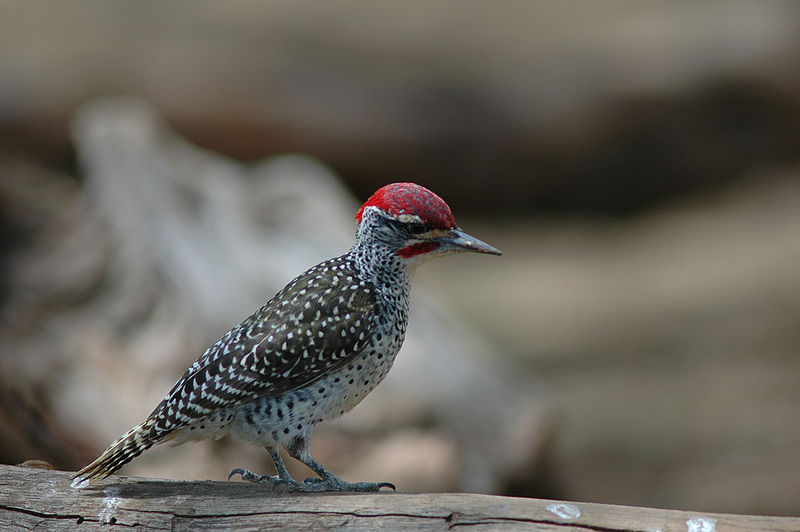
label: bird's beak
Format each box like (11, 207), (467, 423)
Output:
(442, 228), (502, 256)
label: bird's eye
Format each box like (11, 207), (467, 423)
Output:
(407, 221), (427, 235)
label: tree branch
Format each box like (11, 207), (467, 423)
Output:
(1, 464), (797, 531)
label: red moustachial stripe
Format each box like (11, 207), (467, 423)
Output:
(397, 241), (439, 258)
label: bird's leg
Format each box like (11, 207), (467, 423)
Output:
(228, 447), (297, 488)
(227, 446), (394, 493)
(286, 447), (396, 493)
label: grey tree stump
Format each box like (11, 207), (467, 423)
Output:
(1, 464), (798, 531)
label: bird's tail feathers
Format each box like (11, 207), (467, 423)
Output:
(70, 420), (158, 488)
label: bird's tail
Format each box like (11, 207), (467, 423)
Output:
(70, 419), (159, 488)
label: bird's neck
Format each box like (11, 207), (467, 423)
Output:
(350, 212), (411, 294)
(349, 238), (411, 300)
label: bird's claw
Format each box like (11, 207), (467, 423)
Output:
(228, 467), (275, 484)
(227, 467), (247, 482)
(315, 479), (396, 492)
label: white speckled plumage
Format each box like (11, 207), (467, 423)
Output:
(72, 182), (500, 491)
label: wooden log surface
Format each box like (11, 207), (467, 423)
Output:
(0, 464), (798, 531)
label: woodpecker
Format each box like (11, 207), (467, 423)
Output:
(72, 182), (501, 492)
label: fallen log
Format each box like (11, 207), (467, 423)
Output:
(0, 464), (797, 531)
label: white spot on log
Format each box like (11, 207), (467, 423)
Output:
(687, 517), (717, 532)
(546, 503), (581, 520)
(99, 486), (123, 523)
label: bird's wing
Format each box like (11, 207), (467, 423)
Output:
(148, 255), (381, 436)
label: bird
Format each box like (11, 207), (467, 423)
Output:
(71, 182), (501, 492)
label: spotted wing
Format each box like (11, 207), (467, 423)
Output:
(148, 255), (380, 436)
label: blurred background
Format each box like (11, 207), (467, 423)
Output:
(2, 0), (800, 516)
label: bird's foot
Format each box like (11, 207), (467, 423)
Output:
(296, 476), (396, 493)
(228, 468), (394, 492)
(227, 467), (290, 489)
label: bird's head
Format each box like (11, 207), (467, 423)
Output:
(355, 182), (502, 262)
